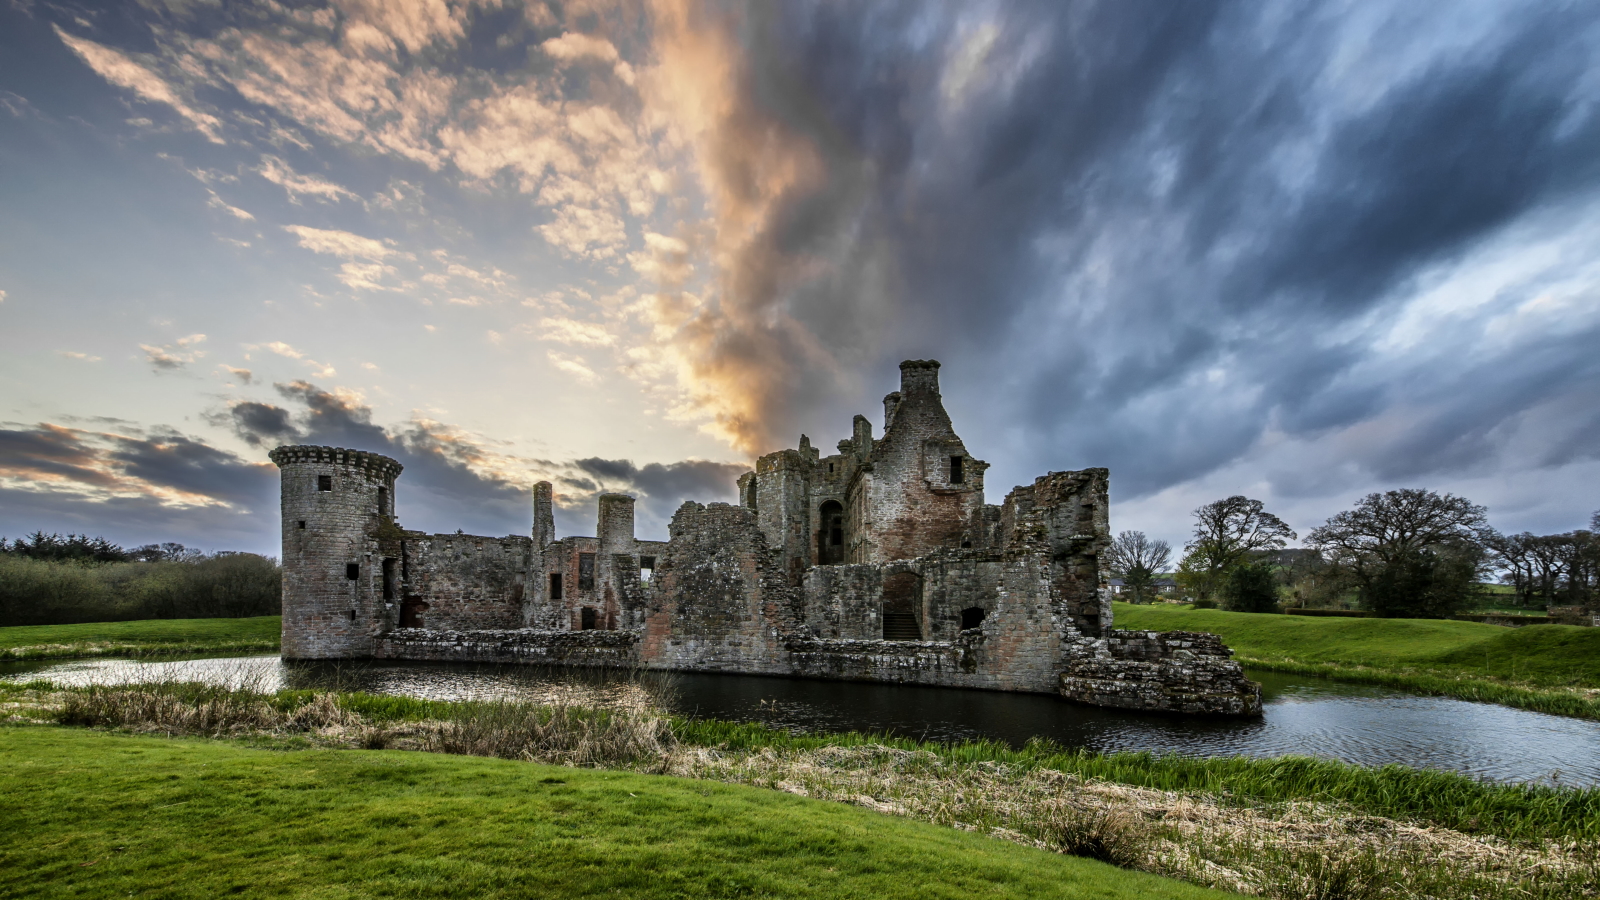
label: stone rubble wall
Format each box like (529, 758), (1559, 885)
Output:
(1058, 628), (1264, 716)
(638, 501), (797, 675)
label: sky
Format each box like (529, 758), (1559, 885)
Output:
(1, 0), (1597, 559)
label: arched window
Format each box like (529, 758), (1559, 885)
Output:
(818, 500), (845, 565)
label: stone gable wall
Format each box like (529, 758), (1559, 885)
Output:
(400, 533), (531, 631)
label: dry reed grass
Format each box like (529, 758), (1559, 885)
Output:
(663, 744), (1599, 900)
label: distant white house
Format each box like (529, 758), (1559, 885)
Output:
(1109, 577), (1178, 598)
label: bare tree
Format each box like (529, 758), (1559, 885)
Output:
(1307, 489), (1489, 618)
(1180, 497), (1296, 601)
(1106, 531), (1171, 604)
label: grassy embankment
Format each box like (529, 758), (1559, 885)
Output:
(0, 727), (1237, 900)
(4, 679), (1595, 898)
(1113, 602), (1600, 719)
(0, 616), (280, 661)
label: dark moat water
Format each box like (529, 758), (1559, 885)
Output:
(7, 654), (1598, 786)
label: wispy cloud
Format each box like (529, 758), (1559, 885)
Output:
(53, 25), (224, 142)
(257, 155), (358, 203)
(206, 192), (254, 220)
(547, 350), (597, 383)
(536, 317), (615, 347)
(140, 334), (207, 372)
(247, 341), (336, 378)
(57, 351), (102, 362)
(282, 225), (396, 259)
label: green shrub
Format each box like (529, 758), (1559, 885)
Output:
(1222, 561), (1281, 613)
(0, 554), (280, 626)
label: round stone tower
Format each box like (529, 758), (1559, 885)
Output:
(268, 445), (403, 659)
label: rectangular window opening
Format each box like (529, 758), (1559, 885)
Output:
(346, 562), (360, 580)
(297, 521), (306, 530)
(377, 486), (388, 514)
(549, 573), (563, 600)
(949, 456), (965, 484)
(348, 609), (356, 622)
(578, 553), (596, 591)
(318, 474), (333, 492)
(382, 558), (397, 601)
(640, 556), (655, 583)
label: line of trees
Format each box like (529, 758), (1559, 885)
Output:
(0, 532), (281, 626)
(1114, 494), (1598, 619)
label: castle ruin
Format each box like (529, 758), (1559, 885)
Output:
(270, 360), (1261, 715)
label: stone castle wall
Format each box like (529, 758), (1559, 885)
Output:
(400, 534), (533, 631)
(270, 360), (1262, 716)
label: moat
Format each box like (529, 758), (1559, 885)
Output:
(8, 654), (1598, 786)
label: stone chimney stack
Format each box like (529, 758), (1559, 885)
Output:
(532, 481), (554, 549)
(852, 414), (874, 461)
(882, 392), (902, 431)
(597, 493), (636, 553)
(899, 359), (941, 396)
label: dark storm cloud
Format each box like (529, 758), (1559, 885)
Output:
(227, 401), (298, 447)
(570, 456), (746, 532)
(103, 429), (276, 508)
(0, 423), (120, 488)
(0, 486), (275, 555)
(0, 421), (279, 552)
(736, 0), (1600, 502)
(221, 383), (746, 542)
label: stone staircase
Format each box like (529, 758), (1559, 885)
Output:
(882, 613), (921, 641)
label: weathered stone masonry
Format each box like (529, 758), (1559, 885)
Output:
(273, 361), (1261, 716)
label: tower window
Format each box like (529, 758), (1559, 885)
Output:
(949, 456), (964, 484)
(377, 486), (388, 514)
(297, 521), (306, 530)
(549, 573), (563, 599)
(578, 553), (595, 591)
(318, 475), (333, 492)
(346, 563), (360, 580)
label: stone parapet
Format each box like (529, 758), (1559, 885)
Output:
(269, 445), (403, 480)
(374, 628), (638, 667)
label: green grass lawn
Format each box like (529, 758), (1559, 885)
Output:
(0, 727), (1238, 900)
(0, 616), (280, 659)
(1113, 602), (1600, 717)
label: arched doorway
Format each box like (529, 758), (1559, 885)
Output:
(818, 500), (845, 565)
(880, 572), (922, 640)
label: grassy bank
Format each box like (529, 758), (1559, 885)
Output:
(1112, 603), (1600, 719)
(4, 679), (1595, 898)
(0, 616), (280, 660)
(0, 727), (1237, 900)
